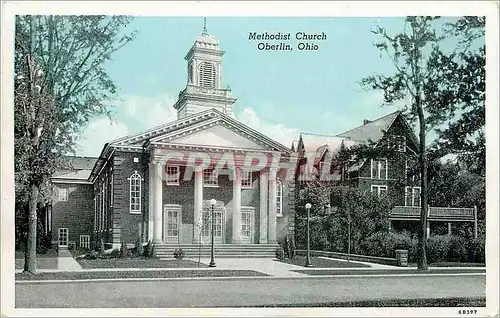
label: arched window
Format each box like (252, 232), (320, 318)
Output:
(187, 61), (193, 84)
(129, 171), (142, 214)
(198, 62), (216, 88)
(276, 180), (283, 216)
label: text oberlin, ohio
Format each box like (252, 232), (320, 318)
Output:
(249, 31), (327, 51)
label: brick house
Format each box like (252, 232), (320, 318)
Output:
(294, 111), (478, 237)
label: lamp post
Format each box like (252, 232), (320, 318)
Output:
(209, 198), (217, 267)
(305, 203), (313, 267)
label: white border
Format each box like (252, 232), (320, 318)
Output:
(1, 1), (498, 317)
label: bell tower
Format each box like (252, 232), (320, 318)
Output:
(173, 18), (237, 119)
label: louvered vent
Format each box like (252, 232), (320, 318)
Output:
(198, 62), (216, 88)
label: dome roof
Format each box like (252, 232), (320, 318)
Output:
(195, 32), (219, 45)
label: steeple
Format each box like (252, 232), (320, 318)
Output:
(173, 18), (237, 119)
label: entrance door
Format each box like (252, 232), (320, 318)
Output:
(58, 228), (68, 247)
(201, 201), (224, 244)
(241, 207), (254, 243)
(164, 205), (181, 243)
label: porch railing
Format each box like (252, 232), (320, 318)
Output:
(390, 206), (476, 221)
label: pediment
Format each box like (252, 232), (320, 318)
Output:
(153, 122), (268, 151)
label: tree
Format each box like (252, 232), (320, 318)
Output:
(15, 15), (135, 274)
(359, 16), (486, 270)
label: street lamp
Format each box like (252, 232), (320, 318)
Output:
(209, 198), (217, 267)
(305, 203), (313, 267)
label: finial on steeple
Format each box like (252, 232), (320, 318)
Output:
(202, 17), (208, 35)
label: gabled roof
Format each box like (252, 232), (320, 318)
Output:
(107, 108), (292, 153)
(299, 132), (348, 154)
(52, 156), (98, 182)
(336, 111), (400, 143)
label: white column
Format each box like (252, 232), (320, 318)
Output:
(268, 168), (277, 244)
(259, 170), (268, 244)
(447, 222), (452, 236)
(148, 163), (154, 241)
(153, 161), (164, 244)
(473, 205), (478, 239)
(232, 167), (242, 243)
(193, 166), (203, 243)
(45, 208), (48, 235)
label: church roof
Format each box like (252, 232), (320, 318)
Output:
(299, 132), (348, 154)
(52, 156), (98, 182)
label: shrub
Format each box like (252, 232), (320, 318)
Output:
(426, 235), (451, 263)
(144, 240), (155, 258)
(359, 231), (418, 262)
(135, 236), (144, 257)
(120, 242), (132, 258)
(99, 238), (106, 256)
(287, 235), (296, 260)
(447, 235), (469, 263)
(275, 247), (285, 260)
(173, 248), (185, 260)
(470, 236), (485, 263)
(110, 249), (120, 259)
(85, 250), (98, 260)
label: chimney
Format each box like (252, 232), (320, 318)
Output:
(363, 119), (372, 125)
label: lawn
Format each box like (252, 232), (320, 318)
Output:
(292, 268), (486, 276)
(249, 297), (486, 307)
(77, 257), (208, 269)
(15, 269), (269, 280)
(15, 249), (59, 270)
(278, 256), (371, 268)
(408, 262), (486, 267)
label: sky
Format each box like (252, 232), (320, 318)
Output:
(76, 17), (436, 157)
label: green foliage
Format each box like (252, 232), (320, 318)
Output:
(144, 240), (156, 258)
(275, 247), (285, 260)
(135, 236), (144, 257)
(360, 231), (419, 262)
(119, 241), (132, 259)
(14, 15), (135, 274)
(173, 248), (185, 260)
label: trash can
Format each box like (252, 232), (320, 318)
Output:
(395, 249), (409, 267)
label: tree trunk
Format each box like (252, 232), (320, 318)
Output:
(416, 92), (429, 271)
(23, 183), (39, 275)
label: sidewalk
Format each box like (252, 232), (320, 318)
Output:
(57, 248), (83, 271)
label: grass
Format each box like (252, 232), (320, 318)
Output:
(77, 257), (207, 269)
(246, 297), (486, 307)
(293, 267), (486, 275)
(15, 269), (269, 280)
(408, 262), (486, 267)
(15, 248), (58, 259)
(278, 255), (371, 268)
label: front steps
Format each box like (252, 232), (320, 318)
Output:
(154, 244), (279, 259)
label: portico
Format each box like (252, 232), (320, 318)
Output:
(147, 147), (281, 245)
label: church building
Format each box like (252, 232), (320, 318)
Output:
(48, 24), (297, 257)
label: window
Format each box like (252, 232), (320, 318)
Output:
(129, 171), (142, 213)
(110, 167), (114, 207)
(58, 187), (68, 202)
(276, 180), (283, 216)
(241, 212), (251, 237)
(371, 185), (388, 198)
(58, 228), (68, 247)
(79, 235), (90, 249)
(405, 186), (421, 207)
(241, 170), (252, 188)
(188, 61), (193, 84)
(371, 159), (388, 180)
(199, 62), (216, 88)
(166, 165), (180, 186)
(203, 169), (218, 186)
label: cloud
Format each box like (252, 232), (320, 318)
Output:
(75, 94), (177, 156)
(75, 117), (129, 157)
(236, 107), (300, 148)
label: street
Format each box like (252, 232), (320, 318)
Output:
(15, 274), (485, 308)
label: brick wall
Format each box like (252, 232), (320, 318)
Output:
(111, 151), (148, 245)
(51, 183), (94, 247)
